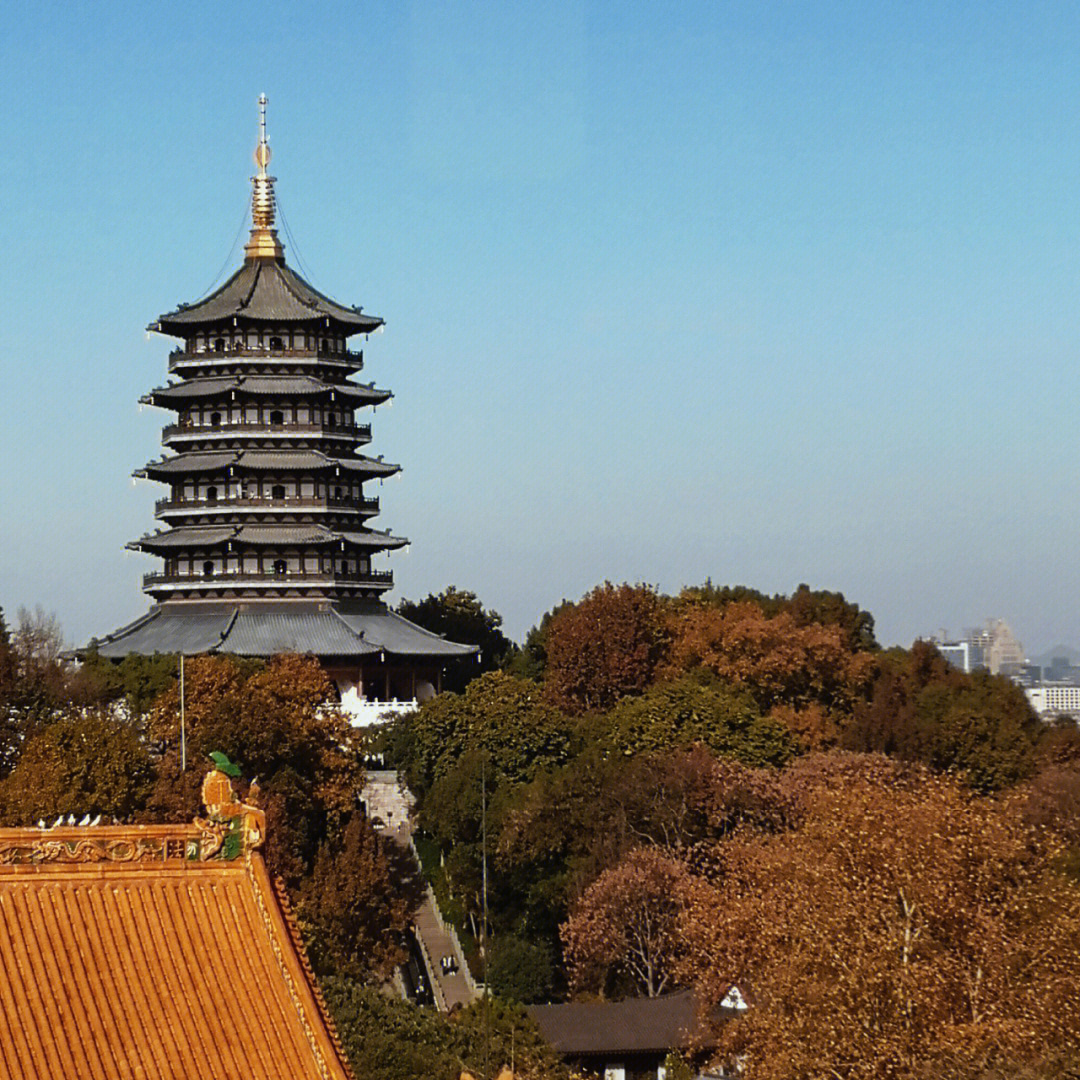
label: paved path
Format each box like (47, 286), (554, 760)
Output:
(388, 822), (479, 1012)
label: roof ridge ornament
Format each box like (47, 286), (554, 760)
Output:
(244, 94), (286, 262)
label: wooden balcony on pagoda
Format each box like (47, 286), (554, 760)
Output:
(154, 494), (380, 515)
(168, 345), (364, 373)
(142, 568), (393, 592)
(161, 420), (371, 444)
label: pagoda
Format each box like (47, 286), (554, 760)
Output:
(91, 97), (475, 719)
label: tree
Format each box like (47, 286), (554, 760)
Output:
(663, 601), (876, 713)
(0, 707), (155, 823)
(387, 671), (575, 797)
(561, 846), (697, 998)
(544, 583), (667, 713)
(299, 814), (410, 982)
(487, 933), (555, 1004)
(677, 757), (1080, 1080)
(146, 654), (362, 885)
(600, 676), (796, 767)
(397, 587), (514, 692)
(845, 642), (1041, 791)
(322, 979), (568, 1080)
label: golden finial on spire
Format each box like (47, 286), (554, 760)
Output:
(245, 93), (285, 261)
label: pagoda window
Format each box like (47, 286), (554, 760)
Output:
(269, 336), (283, 351)
(202, 561), (215, 578)
(213, 338), (225, 352)
(271, 484), (286, 501)
(359, 558), (370, 574)
(270, 409), (284, 426)
(210, 411), (222, 428)
(245, 405), (258, 422)
(300, 480), (314, 497)
(297, 406), (309, 423)
(206, 486), (218, 503)
(273, 559), (287, 576)
(333, 485), (343, 501)
(326, 413), (337, 429)
(319, 338), (329, 355)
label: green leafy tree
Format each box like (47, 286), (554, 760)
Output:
(503, 601), (572, 682)
(845, 642), (1041, 791)
(387, 671), (575, 797)
(397, 587), (514, 692)
(487, 933), (555, 1004)
(600, 676), (796, 767)
(322, 978), (567, 1080)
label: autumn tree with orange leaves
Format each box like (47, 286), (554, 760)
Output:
(562, 846), (698, 998)
(677, 755), (1080, 1080)
(663, 600), (877, 714)
(543, 583), (667, 713)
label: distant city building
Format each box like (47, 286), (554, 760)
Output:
(930, 619), (1025, 676)
(1026, 685), (1080, 719)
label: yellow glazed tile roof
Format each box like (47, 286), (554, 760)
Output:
(0, 782), (353, 1080)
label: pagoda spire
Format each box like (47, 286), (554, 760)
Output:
(244, 94), (285, 261)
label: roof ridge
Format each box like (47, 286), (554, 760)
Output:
(250, 860), (357, 1080)
(238, 260), (263, 310)
(275, 261), (322, 310)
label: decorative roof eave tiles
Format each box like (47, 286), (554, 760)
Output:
(152, 259), (383, 335)
(0, 771), (354, 1080)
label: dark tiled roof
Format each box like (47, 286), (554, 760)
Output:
(528, 991), (714, 1056)
(335, 607), (478, 657)
(89, 603), (477, 660)
(146, 377), (390, 406)
(139, 451), (400, 478)
(132, 525), (408, 553)
(224, 610), (378, 656)
(153, 258), (383, 334)
(139, 452), (237, 477)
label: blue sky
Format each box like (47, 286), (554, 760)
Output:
(2, 1), (1079, 651)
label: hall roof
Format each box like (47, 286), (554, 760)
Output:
(152, 257), (384, 335)
(0, 779), (354, 1080)
(90, 602), (479, 660)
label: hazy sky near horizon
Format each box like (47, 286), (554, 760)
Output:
(1, 1), (1079, 652)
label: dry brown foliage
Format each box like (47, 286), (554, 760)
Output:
(677, 760), (1080, 1079)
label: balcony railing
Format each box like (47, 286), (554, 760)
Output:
(168, 345), (363, 369)
(143, 569), (393, 589)
(154, 495), (379, 514)
(162, 421), (370, 441)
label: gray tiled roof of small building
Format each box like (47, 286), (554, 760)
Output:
(528, 991), (714, 1056)
(152, 259), (384, 333)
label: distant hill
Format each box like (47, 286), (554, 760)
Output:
(1031, 645), (1080, 668)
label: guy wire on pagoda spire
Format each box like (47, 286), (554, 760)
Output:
(244, 93), (285, 261)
